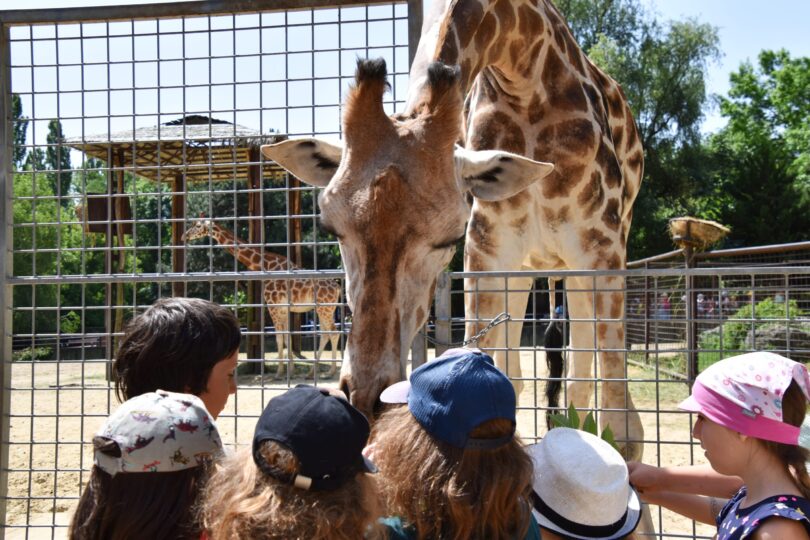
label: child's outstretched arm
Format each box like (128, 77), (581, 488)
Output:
(628, 462), (742, 498)
(635, 492), (722, 526)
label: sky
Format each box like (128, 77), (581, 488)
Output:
(2, 0), (809, 137)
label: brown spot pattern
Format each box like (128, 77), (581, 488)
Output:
(541, 159), (586, 199)
(528, 93), (543, 125)
(510, 214), (528, 233)
(542, 205), (570, 232)
(493, 0), (516, 35)
(556, 118), (596, 156)
(475, 12), (498, 64)
(577, 170), (604, 219)
(596, 140), (622, 189)
(438, 24), (460, 66)
(518, 4), (544, 36)
(601, 198), (621, 231)
(580, 227), (612, 253)
(610, 292), (623, 319)
(452, 1), (484, 52)
(468, 212), (497, 256)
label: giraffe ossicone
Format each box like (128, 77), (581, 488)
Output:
(262, 0), (644, 464)
(182, 218), (342, 380)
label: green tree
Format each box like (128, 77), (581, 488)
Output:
(702, 51), (810, 246)
(46, 119), (73, 207)
(12, 93), (29, 167)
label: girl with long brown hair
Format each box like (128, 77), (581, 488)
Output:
(69, 390), (223, 540)
(372, 348), (540, 540)
(198, 385), (382, 540)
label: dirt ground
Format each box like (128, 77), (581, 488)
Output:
(5, 351), (713, 539)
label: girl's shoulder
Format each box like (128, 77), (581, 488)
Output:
(718, 487), (810, 539)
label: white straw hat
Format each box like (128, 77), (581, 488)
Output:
(527, 428), (641, 540)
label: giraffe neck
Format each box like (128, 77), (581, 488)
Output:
(208, 224), (293, 271)
(405, 0), (583, 111)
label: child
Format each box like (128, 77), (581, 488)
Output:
(528, 427), (641, 540)
(198, 385), (381, 539)
(630, 352), (810, 539)
(69, 390), (223, 540)
(113, 297), (241, 419)
(372, 348), (540, 540)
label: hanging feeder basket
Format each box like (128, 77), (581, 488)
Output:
(668, 217), (730, 250)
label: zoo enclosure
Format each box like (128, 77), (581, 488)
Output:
(1, 1), (809, 540)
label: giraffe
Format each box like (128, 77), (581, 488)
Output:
(181, 218), (342, 379)
(261, 0), (644, 461)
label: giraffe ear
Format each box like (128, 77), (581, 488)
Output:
(261, 138), (344, 188)
(455, 146), (554, 201)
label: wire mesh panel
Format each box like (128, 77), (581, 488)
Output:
(421, 267), (810, 540)
(1, 1), (412, 537)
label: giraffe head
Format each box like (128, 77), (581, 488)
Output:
(262, 59), (553, 418)
(181, 217), (214, 242)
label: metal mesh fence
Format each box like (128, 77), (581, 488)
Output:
(1, 1), (412, 537)
(1, 2), (810, 539)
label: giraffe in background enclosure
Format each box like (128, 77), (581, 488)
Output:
(262, 0), (644, 461)
(181, 218), (342, 379)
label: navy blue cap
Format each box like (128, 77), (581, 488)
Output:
(253, 385), (375, 491)
(380, 348), (516, 449)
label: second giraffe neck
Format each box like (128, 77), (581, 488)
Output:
(209, 224), (295, 271)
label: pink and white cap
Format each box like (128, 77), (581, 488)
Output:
(679, 352), (810, 444)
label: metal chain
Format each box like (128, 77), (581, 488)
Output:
(417, 312), (511, 348)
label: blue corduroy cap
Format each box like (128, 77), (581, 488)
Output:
(380, 348), (516, 449)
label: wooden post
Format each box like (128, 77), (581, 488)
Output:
(685, 241), (698, 385)
(288, 174), (303, 358)
(171, 172), (186, 297)
(104, 150), (114, 381)
(113, 150), (127, 357)
(246, 146), (262, 370)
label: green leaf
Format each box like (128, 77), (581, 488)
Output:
(549, 413), (573, 429)
(582, 412), (598, 436)
(601, 425), (619, 451)
(567, 403), (581, 428)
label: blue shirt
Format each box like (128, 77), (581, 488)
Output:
(717, 486), (810, 539)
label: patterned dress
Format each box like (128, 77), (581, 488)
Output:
(717, 487), (810, 539)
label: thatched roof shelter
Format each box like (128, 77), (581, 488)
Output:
(64, 115), (287, 183)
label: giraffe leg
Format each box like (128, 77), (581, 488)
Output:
(269, 309), (290, 380)
(566, 275), (643, 461)
(465, 275), (532, 398)
(596, 276), (643, 462)
(315, 306), (339, 379)
(564, 278), (597, 425)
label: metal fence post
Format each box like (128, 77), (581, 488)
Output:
(0, 21), (12, 540)
(410, 331), (426, 370)
(434, 271), (451, 357)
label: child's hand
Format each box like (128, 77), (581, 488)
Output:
(627, 461), (665, 495)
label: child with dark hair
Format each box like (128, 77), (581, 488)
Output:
(199, 385), (381, 539)
(69, 390), (223, 540)
(372, 348), (540, 540)
(113, 297), (241, 419)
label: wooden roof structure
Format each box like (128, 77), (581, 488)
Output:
(64, 115), (288, 183)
